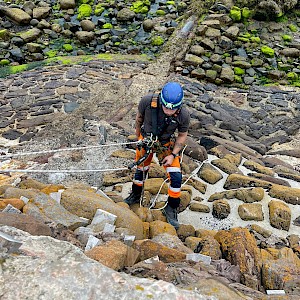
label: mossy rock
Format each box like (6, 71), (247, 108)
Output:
(95, 4), (104, 16)
(156, 9), (165, 16)
(63, 44), (73, 52)
(234, 75), (243, 83)
(282, 35), (292, 42)
(0, 59), (10, 65)
(229, 6), (241, 22)
(151, 35), (164, 46)
(166, 0), (175, 5)
(242, 7), (252, 19)
(131, 0), (150, 14)
(45, 50), (58, 58)
(103, 23), (113, 29)
(0, 29), (9, 40)
(77, 4), (92, 20)
(234, 67), (245, 75)
(288, 24), (298, 32)
(287, 72), (298, 81)
(251, 36), (261, 43)
(261, 45), (275, 57)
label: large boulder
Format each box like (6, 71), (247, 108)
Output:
(0, 226), (214, 300)
(60, 189), (144, 239)
(1, 8), (31, 24)
(215, 228), (262, 288)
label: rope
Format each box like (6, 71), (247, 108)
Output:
(0, 167), (129, 173)
(0, 141), (138, 159)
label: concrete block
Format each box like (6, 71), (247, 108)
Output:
(85, 235), (100, 251)
(186, 253), (211, 265)
(2, 204), (21, 214)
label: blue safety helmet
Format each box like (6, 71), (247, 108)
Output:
(160, 82), (184, 110)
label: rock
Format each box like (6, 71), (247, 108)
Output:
(117, 8), (135, 21)
(220, 66), (234, 83)
(199, 37), (215, 50)
(0, 198), (25, 210)
(185, 178), (207, 194)
(4, 187), (40, 199)
(235, 187), (265, 203)
(261, 248), (300, 294)
(19, 178), (62, 191)
(194, 235), (222, 260)
(188, 278), (250, 300)
(59, 0), (76, 9)
(142, 19), (154, 32)
(205, 27), (221, 38)
(144, 178), (168, 195)
(176, 224), (195, 241)
(179, 190), (192, 212)
(268, 200), (291, 231)
(279, 48), (300, 57)
(133, 239), (186, 263)
(85, 240), (128, 270)
(211, 158), (242, 175)
(75, 31), (94, 43)
(189, 45), (206, 56)
(242, 160), (274, 176)
(189, 202), (210, 213)
(238, 203), (264, 221)
(102, 172), (131, 186)
(19, 28), (41, 42)
(151, 233), (193, 254)
(0, 29), (10, 41)
(208, 145), (232, 158)
(27, 42), (43, 53)
(208, 190), (236, 202)
(286, 234), (300, 249)
(149, 220), (177, 237)
(248, 173), (291, 187)
(201, 135), (262, 159)
(212, 200), (230, 219)
(269, 185), (300, 205)
(202, 19), (221, 29)
(31, 193), (87, 230)
(250, 224), (272, 238)
(1, 226), (209, 299)
(224, 174), (272, 189)
(80, 19), (95, 31)
(184, 54), (204, 66)
(223, 153), (242, 166)
(32, 7), (51, 19)
(61, 189), (144, 239)
(198, 163), (223, 184)
(0, 212), (51, 235)
(215, 228), (262, 288)
(185, 137), (208, 161)
(225, 25), (239, 38)
(2, 8), (31, 24)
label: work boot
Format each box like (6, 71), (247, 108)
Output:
(163, 197), (180, 230)
(124, 184), (142, 205)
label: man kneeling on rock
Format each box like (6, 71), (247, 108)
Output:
(124, 82), (190, 230)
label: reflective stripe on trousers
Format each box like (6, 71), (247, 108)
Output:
(134, 139), (182, 198)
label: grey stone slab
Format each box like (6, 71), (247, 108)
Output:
(0, 230), (22, 253)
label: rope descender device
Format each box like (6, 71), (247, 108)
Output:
(128, 134), (157, 170)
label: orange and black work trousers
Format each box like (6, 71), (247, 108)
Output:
(133, 139), (182, 208)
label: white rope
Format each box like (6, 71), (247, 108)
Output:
(149, 159), (206, 211)
(0, 141), (138, 159)
(149, 178), (169, 210)
(1, 167), (128, 173)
